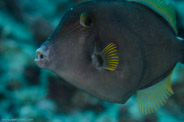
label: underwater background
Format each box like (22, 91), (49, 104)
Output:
(0, 0), (184, 122)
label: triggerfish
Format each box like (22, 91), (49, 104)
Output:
(34, 0), (184, 114)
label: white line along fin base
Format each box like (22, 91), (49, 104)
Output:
(127, 0), (178, 35)
(176, 36), (184, 41)
(136, 70), (174, 114)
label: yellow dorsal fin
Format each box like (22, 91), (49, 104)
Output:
(127, 0), (178, 35)
(136, 70), (174, 114)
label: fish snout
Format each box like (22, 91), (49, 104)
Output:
(34, 47), (50, 68)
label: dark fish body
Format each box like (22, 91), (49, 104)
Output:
(35, 0), (184, 114)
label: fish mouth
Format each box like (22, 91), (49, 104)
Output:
(34, 58), (46, 68)
(34, 48), (49, 68)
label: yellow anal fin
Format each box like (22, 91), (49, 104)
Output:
(136, 70), (174, 114)
(127, 0), (178, 35)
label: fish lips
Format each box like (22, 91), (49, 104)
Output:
(34, 46), (52, 69)
(34, 58), (47, 68)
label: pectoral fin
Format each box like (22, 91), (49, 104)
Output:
(136, 70), (174, 114)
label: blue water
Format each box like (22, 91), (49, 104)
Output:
(0, 0), (184, 122)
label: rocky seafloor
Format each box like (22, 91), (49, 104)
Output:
(0, 0), (184, 122)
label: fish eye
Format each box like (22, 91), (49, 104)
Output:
(80, 12), (93, 27)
